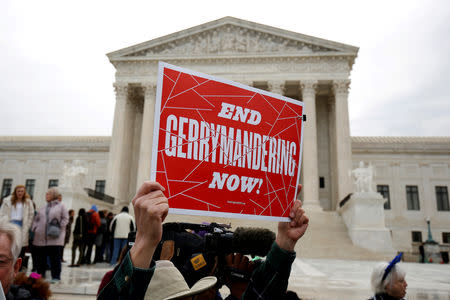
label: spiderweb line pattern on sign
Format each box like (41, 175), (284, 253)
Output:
(181, 193), (221, 208)
(167, 180), (208, 200)
(161, 75), (210, 114)
(159, 69), (301, 216)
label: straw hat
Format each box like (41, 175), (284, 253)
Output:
(144, 260), (217, 300)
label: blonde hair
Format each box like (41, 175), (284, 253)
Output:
(0, 219), (22, 261)
(371, 262), (406, 294)
(11, 185), (30, 207)
(47, 187), (61, 201)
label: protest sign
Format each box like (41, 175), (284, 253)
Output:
(151, 62), (304, 221)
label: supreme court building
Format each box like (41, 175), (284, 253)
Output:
(1, 17), (449, 260)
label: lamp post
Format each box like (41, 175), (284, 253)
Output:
(424, 218), (440, 264)
(426, 218), (436, 243)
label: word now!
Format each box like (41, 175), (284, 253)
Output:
(208, 172), (263, 194)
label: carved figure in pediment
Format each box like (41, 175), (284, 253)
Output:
(184, 39), (195, 53)
(235, 30), (247, 52)
(300, 45), (313, 53)
(209, 31), (220, 53)
(247, 33), (259, 52)
(194, 36), (208, 54)
(124, 23), (338, 57)
(221, 29), (236, 53)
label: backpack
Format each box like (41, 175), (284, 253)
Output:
(86, 211), (95, 231)
(98, 219), (107, 235)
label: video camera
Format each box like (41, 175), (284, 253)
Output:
(128, 222), (275, 288)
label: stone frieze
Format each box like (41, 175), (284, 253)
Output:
(125, 24), (335, 57)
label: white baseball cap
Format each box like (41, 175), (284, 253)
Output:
(144, 260), (217, 300)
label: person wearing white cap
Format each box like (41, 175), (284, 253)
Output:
(98, 181), (216, 300)
(144, 260), (217, 300)
(224, 184), (308, 300)
(98, 181), (309, 300)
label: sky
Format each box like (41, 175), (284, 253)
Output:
(0, 0), (449, 137)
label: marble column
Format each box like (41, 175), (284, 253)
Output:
(268, 80), (285, 95)
(332, 80), (353, 207)
(128, 94), (143, 201)
(136, 83), (157, 190)
(301, 80), (322, 210)
(106, 82), (132, 205)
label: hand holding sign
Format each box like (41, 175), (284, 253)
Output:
(276, 184), (309, 251)
(130, 181), (168, 268)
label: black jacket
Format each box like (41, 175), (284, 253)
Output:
(369, 293), (405, 300)
(73, 214), (88, 239)
(6, 285), (32, 300)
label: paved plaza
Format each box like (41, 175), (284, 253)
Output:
(41, 250), (450, 300)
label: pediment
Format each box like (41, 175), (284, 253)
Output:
(108, 17), (358, 60)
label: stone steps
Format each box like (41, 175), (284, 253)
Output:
(296, 210), (391, 260)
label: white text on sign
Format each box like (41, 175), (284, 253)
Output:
(208, 172), (263, 194)
(217, 102), (261, 125)
(164, 115), (297, 176)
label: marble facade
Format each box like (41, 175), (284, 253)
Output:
(0, 17), (449, 259)
(105, 17), (357, 209)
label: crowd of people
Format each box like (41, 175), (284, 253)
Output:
(0, 185), (136, 285)
(69, 204), (135, 268)
(0, 182), (408, 300)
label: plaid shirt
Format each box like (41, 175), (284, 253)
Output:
(97, 252), (155, 300)
(98, 242), (295, 300)
(240, 242), (296, 300)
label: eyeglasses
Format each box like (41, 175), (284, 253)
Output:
(382, 252), (403, 282)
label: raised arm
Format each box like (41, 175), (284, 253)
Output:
(98, 181), (168, 300)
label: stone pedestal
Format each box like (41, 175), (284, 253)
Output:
(60, 188), (91, 211)
(60, 187), (114, 213)
(424, 242), (442, 264)
(339, 192), (395, 253)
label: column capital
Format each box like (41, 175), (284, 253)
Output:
(300, 80), (318, 98)
(141, 82), (157, 91)
(113, 82), (129, 98)
(332, 79), (351, 96)
(268, 80), (285, 95)
(142, 83), (157, 99)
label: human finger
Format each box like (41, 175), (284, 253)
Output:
(133, 181), (165, 203)
(133, 194), (167, 213)
(289, 200), (302, 218)
(293, 208), (305, 225)
(298, 213), (309, 227)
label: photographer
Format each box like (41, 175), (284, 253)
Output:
(223, 185), (308, 300)
(97, 181), (308, 300)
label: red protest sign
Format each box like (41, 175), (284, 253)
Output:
(151, 62), (304, 221)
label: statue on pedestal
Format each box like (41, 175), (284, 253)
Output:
(61, 160), (88, 192)
(351, 161), (375, 194)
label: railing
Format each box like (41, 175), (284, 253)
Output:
(84, 188), (115, 204)
(338, 193), (353, 208)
